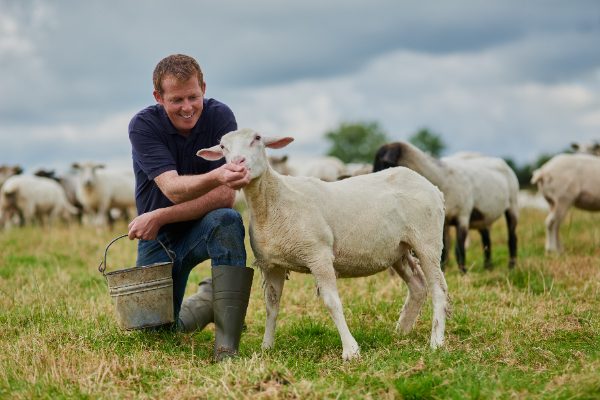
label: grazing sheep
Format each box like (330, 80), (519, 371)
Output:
(34, 168), (84, 223)
(373, 141), (519, 272)
(268, 155), (294, 176)
(71, 162), (136, 227)
(531, 153), (600, 252)
(300, 156), (348, 181)
(198, 128), (449, 360)
(337, 163), (373, 180)
(571, 141), (600, 156)
(0, 175), (79, 227)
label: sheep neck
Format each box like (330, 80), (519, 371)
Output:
(242, 166), (283, 226)
(402, 145), (448, 190)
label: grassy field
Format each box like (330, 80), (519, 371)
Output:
(1, 207), (599, 399)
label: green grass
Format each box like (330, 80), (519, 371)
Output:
(1, 208), (600, 399)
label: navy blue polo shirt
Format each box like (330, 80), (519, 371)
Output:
(128, 98), (237, 224)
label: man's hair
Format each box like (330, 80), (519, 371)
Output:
(153, 54), (204, 94)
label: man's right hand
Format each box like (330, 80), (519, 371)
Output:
(215, 162), (251, 190)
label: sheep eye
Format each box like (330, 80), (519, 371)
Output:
(220, 145), (224, 149)
(255, 135), (261, 141)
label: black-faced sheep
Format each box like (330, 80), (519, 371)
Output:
(373, 141), (519, 272)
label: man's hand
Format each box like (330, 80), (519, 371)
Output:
(128, 210), (163, 240)
(214, 162), (251, 190)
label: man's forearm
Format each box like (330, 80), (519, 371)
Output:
(152, 186), (236, 225)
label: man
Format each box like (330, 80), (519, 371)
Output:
(127, 54), (253, 361)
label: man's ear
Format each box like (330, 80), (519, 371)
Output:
(197, 145), (224, 160)
(153, 89), (163, 105)
(264, 136), (294, 149)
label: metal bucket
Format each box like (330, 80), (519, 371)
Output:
(98, 234), (176, 330)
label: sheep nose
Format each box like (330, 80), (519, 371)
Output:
(232, 156), (246, 165)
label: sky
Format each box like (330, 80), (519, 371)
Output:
(1, 0), (599, 174)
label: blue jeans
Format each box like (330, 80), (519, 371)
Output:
(136, 208), (246, 319)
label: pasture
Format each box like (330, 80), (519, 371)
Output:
(1, 208), (599, 399)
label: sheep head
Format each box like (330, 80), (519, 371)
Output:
(197, 128), (294, 180)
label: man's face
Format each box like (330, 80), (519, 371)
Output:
(154, 74), (205, 134)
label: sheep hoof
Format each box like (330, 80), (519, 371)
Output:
(342, 346), (360, 361)
(458, 265), (467, 274)
(430, 337), (444, 349)
(261, 341), (274, 351)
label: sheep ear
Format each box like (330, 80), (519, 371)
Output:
(197, 145), (224, 161)
(264, 136), (294, 149)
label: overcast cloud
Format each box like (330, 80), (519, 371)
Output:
(1, 0), (599, 173)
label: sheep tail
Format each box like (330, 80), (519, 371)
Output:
(530, 169), (543, 185)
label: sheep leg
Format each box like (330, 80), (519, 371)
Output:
(479, 228), (492, 269)
(393, 248), (427, 334)
(311, 262), (360, 360)
(440, 223), (451, 271)
(505, 209), (518, 268)
(454, 224), (468, 273)
(545, 202), (568, 253)
(413, 248), (449, 349)
(261, 267), (286, 351)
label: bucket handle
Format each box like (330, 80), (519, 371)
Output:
(98, 234), (175, 275)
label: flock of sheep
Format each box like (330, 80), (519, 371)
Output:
(196, 129), (600, 359)
(0, 162), (136, 228)
(0, 131), (597, 359)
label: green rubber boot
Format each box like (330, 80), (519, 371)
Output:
(177, 277), (213, 333)
(212, 265), (254, 362)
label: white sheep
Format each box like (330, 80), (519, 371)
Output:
(373, 142), (519, 272)
(198, 128), (449, 360)
(72, 162), (137, 227)
(571, 141), (600, 156)
(0, 164), (23, 188)
(0, 175), (79, 227)
(299, 156), (348, 181)
(531, 153), (600, 252)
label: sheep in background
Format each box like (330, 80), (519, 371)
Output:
(373, 141), (519, 273)
(34, 168), (84, 223)
(0, 175), (79, 227)
(268, 155), (295, 176)
(0, 165), (23, 188)
(531, 153), (600, 252)
(337, 162), (373, 180)
(299, 156), (347, 181)
(198, 128), (449, 360)
(571, 141), (600, 156)
(72, 162), (136, 227)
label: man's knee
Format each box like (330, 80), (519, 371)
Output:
(206, 209), (245, 239)
(205, 208), (246, 266)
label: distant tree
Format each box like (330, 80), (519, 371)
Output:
(325, 121), (389, 163)
(408, 128), (446, 157)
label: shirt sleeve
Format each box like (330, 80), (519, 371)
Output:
(129, 115), (176, 181)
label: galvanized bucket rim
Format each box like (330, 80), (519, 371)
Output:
(103, 261), (173, 276)
(98, 234), (175, 275)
